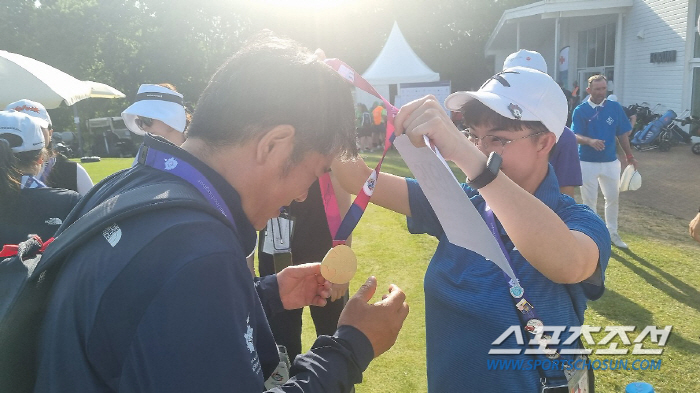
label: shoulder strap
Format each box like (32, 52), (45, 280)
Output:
(0, 180), (236, 393)
(30, 181), (235, 279)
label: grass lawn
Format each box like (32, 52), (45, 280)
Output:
(79, 153), (700, 392)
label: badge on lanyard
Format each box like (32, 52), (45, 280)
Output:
(565, 356), (590, 393)
(262, 209), (295, 255)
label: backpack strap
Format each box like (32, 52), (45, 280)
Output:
(0, 180), (236, 393)
(30, 180), (235, 279)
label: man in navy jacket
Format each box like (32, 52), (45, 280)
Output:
(34, 33), (409, 392)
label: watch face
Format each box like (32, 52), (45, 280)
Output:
(487, 152), (502, 173)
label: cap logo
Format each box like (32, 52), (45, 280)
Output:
(480, 70), (520, 90)
(526, 56), (531, 61)
(13, 105), (40, 114)
(508, 103), (523, 119)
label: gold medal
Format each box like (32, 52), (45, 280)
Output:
(320, 244), (357, 284)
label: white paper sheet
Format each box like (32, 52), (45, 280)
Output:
(393, 134), (516, 280)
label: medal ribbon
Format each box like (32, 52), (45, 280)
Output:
(141, 145), (236, 230)
(318, 173), (342, 245)
(323, 58), (399, 244)
(482, 204), (559, 359)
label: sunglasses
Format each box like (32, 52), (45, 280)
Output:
(135, 117), (153, 130)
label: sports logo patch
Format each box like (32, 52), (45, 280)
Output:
(164, 157), (178, 170)
(508, 103), (523, 119)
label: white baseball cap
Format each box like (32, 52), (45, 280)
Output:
(121, 84), (186, 135)
(0, 110), (46, 153)
(503, 50), (548, 73)
(4, 99), (52, 129)
(444, 66), (567, 141)
(607, 94), (618, 102)
(620, 165), (642, 192)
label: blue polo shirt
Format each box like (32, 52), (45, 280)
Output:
(406, 165), (610, 392)
(571, 99), (632, 162)
(34, 135), (373, 392)
(549, 127), (582, 187)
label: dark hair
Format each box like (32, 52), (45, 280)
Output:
(0, 139), (22, 202)
(187, 31), (357, 163)
(158, 83), (193, 130)
(461, 100), (549, 135)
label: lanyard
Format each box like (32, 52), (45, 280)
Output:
(482, 204), (560, 360)
(141, 146), (236, 229)
(38, 156), (56, 183)
(323, 58), (399, 243)
(21, 175), (47, 189)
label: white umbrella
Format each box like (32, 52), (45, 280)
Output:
(0, 50), (91, 109)
(84, 81), (125, 99)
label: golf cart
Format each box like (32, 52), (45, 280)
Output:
(87, 117), (141, 157)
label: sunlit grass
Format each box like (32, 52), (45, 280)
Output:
(82, 152), (700, 392)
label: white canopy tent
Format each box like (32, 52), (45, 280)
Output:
(357, 22), (439, 109)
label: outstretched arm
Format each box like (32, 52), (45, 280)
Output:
(331, 157), (412, 217)
(394, 96), (602, 284)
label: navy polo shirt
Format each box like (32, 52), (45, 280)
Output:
(406, 165), (611, 392)
(34, 135), (373, 392)
(571, 100), (632, 162)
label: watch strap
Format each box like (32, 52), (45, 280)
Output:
(466, 152), (502, 189)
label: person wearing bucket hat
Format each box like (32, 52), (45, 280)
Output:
(572, 74), (636, 249)
(5, 99), (93, 196)
(0, 110), (80, 245)
(122, 83), (189, 146)
(501, 50), (582, 197)
(333, 67), (610, 392)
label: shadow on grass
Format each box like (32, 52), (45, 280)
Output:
(590, 288), (700, 355)
(594, 251), (700, 355)
(589, 288), (653, 327)
(615, 249), (700, 314)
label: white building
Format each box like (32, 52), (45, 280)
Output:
(486, 0), (700, 116)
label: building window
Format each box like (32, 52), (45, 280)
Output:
(692, 68), (700, 117)
(691, 0), (700, 116)
(577, 23), (616, 68)
(577, 23), (616, 93)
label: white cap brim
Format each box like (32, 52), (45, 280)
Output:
(121, 101), (186, 135)
(445, 90), (560, 141)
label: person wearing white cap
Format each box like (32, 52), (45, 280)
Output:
(572, 74), (637, 248)
(503, 49), (548, 73)
(502, 50), (582, 197)
(333, 66), (610, 392)
(5, 99), (93, 196)
(122, 83), (189, 146)
(0, 110), (80, 245)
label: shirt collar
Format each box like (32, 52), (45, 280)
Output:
(142, 134), (257, 255)
(587, 98), (606, 108)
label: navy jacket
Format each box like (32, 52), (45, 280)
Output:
(34, 135), (373, 392)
